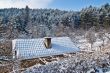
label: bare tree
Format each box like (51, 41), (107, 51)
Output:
(86, 29), (96, 49)
(98, 31), (106, 49)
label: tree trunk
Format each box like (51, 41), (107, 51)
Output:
(103, 40), (104, 49)
(91, 44), (92, 50)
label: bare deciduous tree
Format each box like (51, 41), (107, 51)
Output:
(86, 29), (96, 49)
(98, 31), (106, 49)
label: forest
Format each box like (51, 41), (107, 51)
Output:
(0, 3), (110, 39)
(0, 3), (110, 73)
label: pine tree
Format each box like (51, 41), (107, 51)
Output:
(103, 15), (110, 29)
(25, 5), (29, 26)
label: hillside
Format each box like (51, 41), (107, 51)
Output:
(0, 3), (110, 73)
(22, 32), (110, 73)
(0, 3), (110, 39)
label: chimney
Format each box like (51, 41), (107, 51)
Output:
(44, 37), (51, 49)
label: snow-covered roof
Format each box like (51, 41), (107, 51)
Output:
(12, 37), (79, 60)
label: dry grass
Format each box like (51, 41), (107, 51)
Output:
(21, 58), (45, 68)
(0, 60), (13, 73)
(20, 54), (68, 69)
(0, 40), (12, 73)
(0, 65), (13, 73)
(0, 40), (12, 56)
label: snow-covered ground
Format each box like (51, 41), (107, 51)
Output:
(12, 32), (110, 73)
(22, 49), (110, 73)
(71, 32), (110, 51)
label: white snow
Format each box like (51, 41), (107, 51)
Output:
(12, 37), (79, 60)
(20, 32), (110, 73)
(87, 68), (95, 73)
(105, 71), (110, 73)
(72, 32), (110, 51)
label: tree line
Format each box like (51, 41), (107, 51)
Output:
(0, 3), (110, 39)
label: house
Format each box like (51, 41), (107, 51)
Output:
(12, 37), (79, 60)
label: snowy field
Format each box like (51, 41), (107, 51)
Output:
(11, 32), (110, 73)
(71, 32), (110, 51)
(22, 49), (110, 73)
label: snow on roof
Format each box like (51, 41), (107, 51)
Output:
(12, 37), (79, 60)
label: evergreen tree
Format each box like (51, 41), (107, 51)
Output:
(25, 5), (29, 26)
(103, 14), (110, 29)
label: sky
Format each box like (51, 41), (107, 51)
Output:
(0, 0), (110, 11)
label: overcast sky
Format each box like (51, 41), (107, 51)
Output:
(0, 0), (110, 11)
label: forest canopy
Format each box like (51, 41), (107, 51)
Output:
(0, 3), (110, 39)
